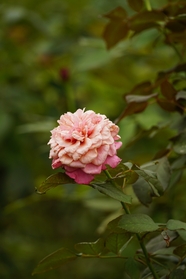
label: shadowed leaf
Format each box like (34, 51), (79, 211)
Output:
(91, 182), (132, 204)
(32, 248), (77, 275)
(125, 258), (141, 279)
(75, 239), (104, 256)
(173, 244), (186, 258)
(36, 172), (75, 194)
(105, 233), (132, 255)
(169, 269), (186, 279)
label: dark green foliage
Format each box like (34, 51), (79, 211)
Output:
(1, 0), (186, 279)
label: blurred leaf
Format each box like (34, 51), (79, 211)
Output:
(91, 182), (132, 204)
(103, 6), (128, 20)
(118, 214), (159, 233)
(36, 172), (75, 194)
(167, 219), (186, 231)
(176, 90), (186, 100)
(75, 239), (104, 256)
(103, 20), (129, 49)
(127, 0), (144, 12)
(119, 101), (148, 120)
(32, 248), (77, 275)
(125, 93), (157, 103)
(160, 80), (177, 100)
(127, 81), (153, 95)
(130, 10), (166, 25)
(124, 258), (141, 279)
(165, 19), (186, 33)
(157, 98), (178, 112)
(131, 22), (160, 34)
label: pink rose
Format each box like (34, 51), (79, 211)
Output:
(48, 108), (122, 184)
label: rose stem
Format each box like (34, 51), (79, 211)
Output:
(104, 169), (160, 279)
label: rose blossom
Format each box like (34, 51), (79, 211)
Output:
(48, 108), (122, 184)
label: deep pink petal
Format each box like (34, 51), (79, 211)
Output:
(52, 158), (63, 169)
(66, 169), (94, 184)
(103, 155), (121, 169)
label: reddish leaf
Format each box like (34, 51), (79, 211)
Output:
(130, 10), (166, 25)
(165, 19), (186, 33)
(160, 80), (177, 100)
(103, 20), (129, 49)
(127, 81), (153, 95)
(120, 101), (148, 119)
(166, 30), (186, 44)
(127, 0), (144, 12)
(157, 98), (177, 112)
(131, 22), (160, 34)
(103, 6), (127, 20)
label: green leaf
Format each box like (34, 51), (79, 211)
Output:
(171, 132), (186, 155)
(32, 248), (77, 275)
(173, 244), (186, 258)
(36, 172), (75, 194)
(127, 0), (144, 12)
(124, 258), (141, 279)
(132, 176), (154, 206)
(91, 182), (132, 204)
(177, 230), (186, 241)
(105, 233), (132, 255)
(167, 219), (186, 231)
(75, 239), (104, 256)
(103, 20), (129, 49)
(118, 214), (159, 234)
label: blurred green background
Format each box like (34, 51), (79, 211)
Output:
(1, 0), (184, 278)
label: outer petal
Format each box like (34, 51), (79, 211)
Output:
(52, 158), (63, 169)
(83, 163), (102, 174)
(103, 155), (121, 169)
(66, 169), (94, 184)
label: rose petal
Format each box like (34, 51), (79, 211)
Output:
(92, 145), (109, 165)
(66, 168), (94, 184)
(103, 155), (121, 169)
(83, 163), (102, 174)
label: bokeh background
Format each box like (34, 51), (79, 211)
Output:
(1, 0), (184, 278)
